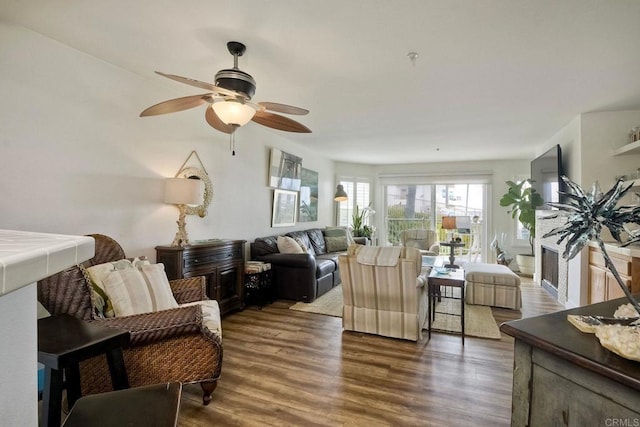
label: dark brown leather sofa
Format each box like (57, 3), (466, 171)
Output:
(250, 228), (364, 302)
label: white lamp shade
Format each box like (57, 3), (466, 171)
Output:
(212, 101), (255, 126)
(164, 178), (204, 205)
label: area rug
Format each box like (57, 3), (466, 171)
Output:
(289, 285), (343, 317)
(426, 298), (501, 340)
(289, 286), (501, 340)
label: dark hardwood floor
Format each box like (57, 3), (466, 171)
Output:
(178, 277), (563, 426)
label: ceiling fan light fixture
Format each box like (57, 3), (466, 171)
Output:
(212, 100), (255, 126)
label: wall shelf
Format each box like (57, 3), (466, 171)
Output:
(613, 140), (640, 156)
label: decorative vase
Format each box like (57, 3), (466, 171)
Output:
(491, 233), (513, 266)
(516, 254), (535, 276)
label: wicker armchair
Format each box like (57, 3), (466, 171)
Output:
(37, 234), (222, 405)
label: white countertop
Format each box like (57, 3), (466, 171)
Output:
(0, 230), (94, 297)
(589, 240), (640, 258)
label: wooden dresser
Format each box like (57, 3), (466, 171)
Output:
(501, 297), (640, 426)
(156, 240), (246, 316)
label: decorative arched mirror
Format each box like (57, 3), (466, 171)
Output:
(176, 166), (213, 218)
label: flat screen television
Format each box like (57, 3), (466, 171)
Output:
(531, 144), (563, 210)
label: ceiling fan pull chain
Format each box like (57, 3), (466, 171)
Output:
(229, 132), (236, 156)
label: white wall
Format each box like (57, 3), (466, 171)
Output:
(0, 284), (37, 427)
(581, 111), (640, 190)
(0, 23), (335, 261)
(0, 23), (335, 420)
(539, 111), (640, 307)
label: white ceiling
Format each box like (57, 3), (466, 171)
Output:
(3, 0), (640, 165)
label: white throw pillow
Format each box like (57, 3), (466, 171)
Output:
(104, 268), (153, 317)
(85, 259), (135, 317)
(138, 264), (179, 311)
(277, 235), (304, 254)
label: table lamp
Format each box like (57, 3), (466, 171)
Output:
(165, 177), (204, 247)
(442, 216), (457, 242)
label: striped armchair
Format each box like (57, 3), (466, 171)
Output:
(338, 246), (429, 341)
(399, 229), (440, 256)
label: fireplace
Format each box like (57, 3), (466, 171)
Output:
(536, 211), (570, 305)
(541, 245), (559, 299)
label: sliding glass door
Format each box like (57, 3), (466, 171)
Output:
(384, 183), (486, 261)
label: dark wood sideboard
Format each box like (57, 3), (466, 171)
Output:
(156, 240), (246, 316)
(500, 297), (640, 426)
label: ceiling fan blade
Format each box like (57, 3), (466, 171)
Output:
(140, 94), (212, 116)
(252, 111), (311, 133)
(155, 71), (239, 98)
(258, 102), (309, 115)
(205, 106), (235, 134)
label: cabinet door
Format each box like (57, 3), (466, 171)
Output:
(203, 270), (219, 301)
(217, 263), (244, 312)
(588, 265), (607, 303)
(530, 364), (639, 427)
(218, 265), (240, 301)
(606, 272), (631, 300)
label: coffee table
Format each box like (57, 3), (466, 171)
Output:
(427, 267), (466, 345)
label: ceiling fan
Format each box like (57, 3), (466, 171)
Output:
(140, 41), (311, 136)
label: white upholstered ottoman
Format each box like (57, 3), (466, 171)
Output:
(464, 263), (521, 310)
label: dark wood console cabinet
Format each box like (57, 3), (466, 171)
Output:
(156, 240), (246, 316)
(501, 297), (640, 426)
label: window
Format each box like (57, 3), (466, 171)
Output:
(384, 183), (485, 255)
(337, 178), (371, 228)
(386, 184), (433, 244)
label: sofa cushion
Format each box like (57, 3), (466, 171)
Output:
(465, 263), (520, 287)
(103, 268), (154, 316)
(306, 228), (327, 255)
(325, 226), (356, 246)
(325, 236), (349, 252)
(316, 258), (336, 277)
(137, 264), (179, 311)
(180, 300), (222, 338)
(286, 230), (316, 256)
(316, 253), (340, 263)
(252, 235), (279, 256)
(85, 259), (137, 317)
(277, 236), (304, 254)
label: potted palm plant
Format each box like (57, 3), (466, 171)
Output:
(499, 179), (544, 275)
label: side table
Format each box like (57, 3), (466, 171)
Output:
(441, 241), (465, 269)
(244, 261), (273, 308)
(427, 268), (466, 344)
(63, 382), (182, 427)
(38, 315), (130, 427)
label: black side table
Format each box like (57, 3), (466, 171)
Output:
(427, 268), (466, 345)
(62, 382), (182, 427)
(244, 269), (273, 308)
(38, 315), (130, 427)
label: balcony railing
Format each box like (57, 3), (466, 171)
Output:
(385, 218), (471, 256)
